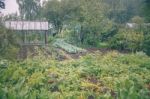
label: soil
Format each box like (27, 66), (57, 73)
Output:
(69, 48), (111, 59)
(17, 45), (129, 61)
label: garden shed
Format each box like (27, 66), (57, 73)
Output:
(5, 21), (49, 45)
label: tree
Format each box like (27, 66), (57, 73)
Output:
(17, 0), (41, 20)
(104, 0), (144, 23)
(142, 0), (150, 22)
(0, 0), (5, 9)
(43, 0), (115, 45)
(68, 0), (114, 45)
(43, 0), (79, 34)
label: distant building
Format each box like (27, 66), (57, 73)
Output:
(126, 23), (150, 29)
(126, 23), (138, 28)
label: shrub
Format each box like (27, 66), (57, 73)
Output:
(143, 34), (150, 56)
(109, 28), (144, 52)
(0, 21), (19, 60)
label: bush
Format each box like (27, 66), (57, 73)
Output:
(0, 19), (19, 60)
(109, 28), (144, 52)
(143, 34), (150, 56)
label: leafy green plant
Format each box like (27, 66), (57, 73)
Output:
(0, 51), (150, 98)
(109, 28), (144, 52)
(53, 39), (86, 53)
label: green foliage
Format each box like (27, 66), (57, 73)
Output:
(0, 20), (19, 60)
(0, 51), (150, 98)
(142, 0), (150, 22)
(1, 0), (150, 98)
(105, 0), (143, 23)
(53, 39), (86, 53)
(109, 28), (144, 52)
(74, 0), (111, 45)
(43, 0), (78, 34)
(143, 34), (150, 56)
(17, 0), (41, 20)
(131, 16), (144, 24)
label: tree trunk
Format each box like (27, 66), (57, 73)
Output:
(80, 25), (84, 44)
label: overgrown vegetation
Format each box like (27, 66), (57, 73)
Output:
(0, 51), (150, 99)
(0, 0), (150, 98)
(0, 19), (19, 60)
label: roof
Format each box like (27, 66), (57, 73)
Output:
(5, 21), (49, 30)
(126, 23), (150, 28)
(126, 23), (137, 28)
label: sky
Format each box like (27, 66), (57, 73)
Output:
(1, 0), (19, 15)
(0, 0), (47, 15)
